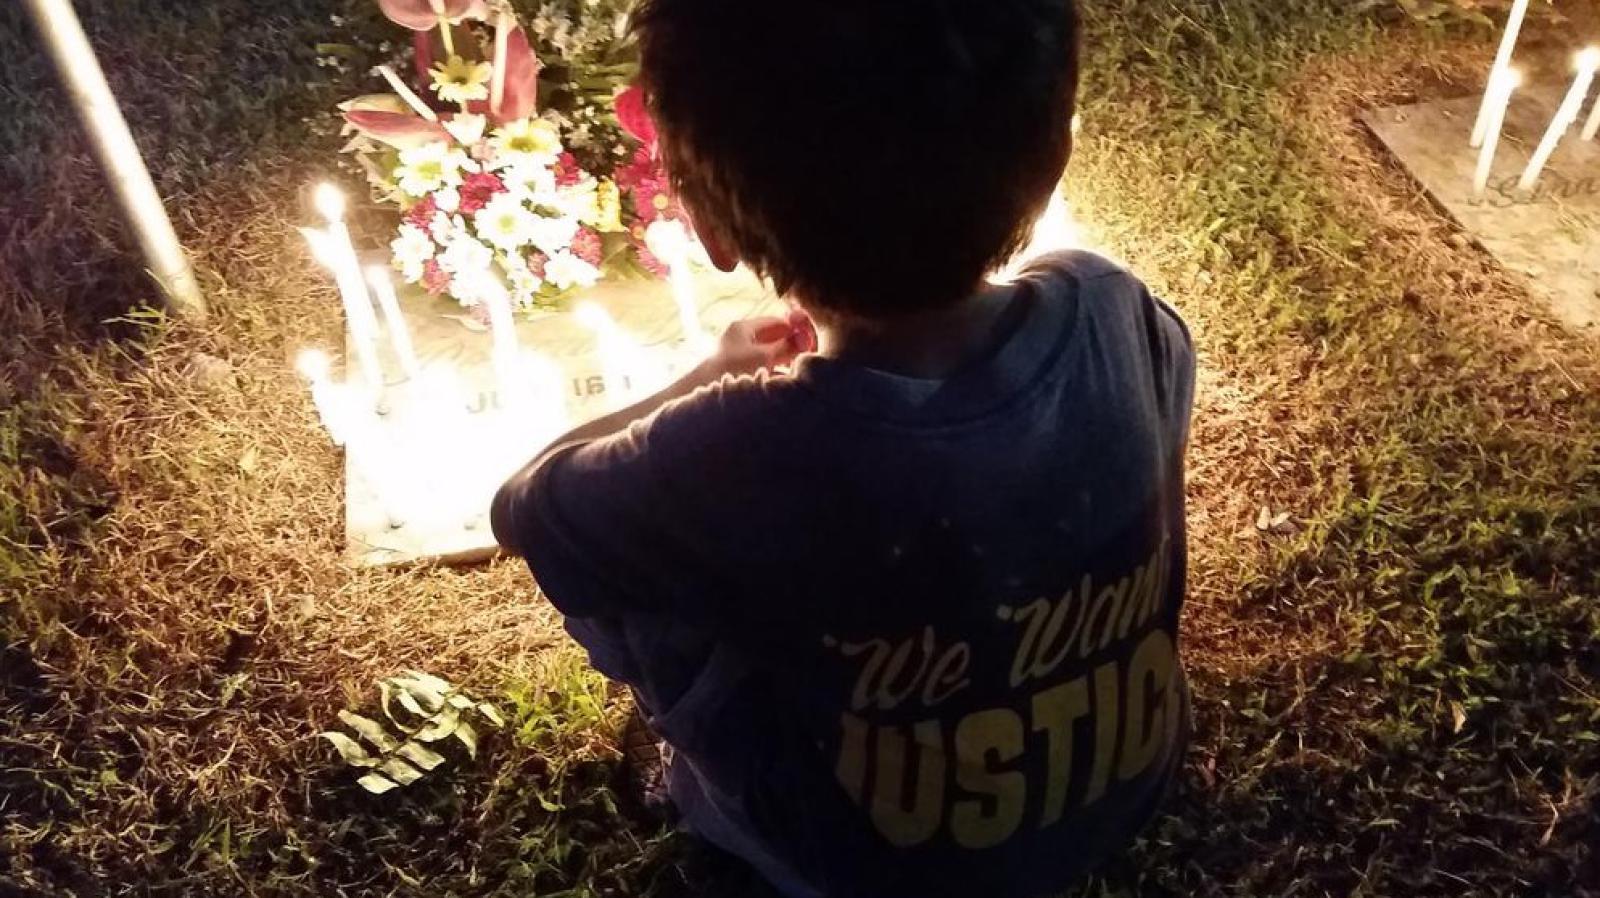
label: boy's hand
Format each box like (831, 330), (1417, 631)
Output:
(712, 311), (817, 377)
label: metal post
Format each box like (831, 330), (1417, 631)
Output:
(22, 0), (207, 319)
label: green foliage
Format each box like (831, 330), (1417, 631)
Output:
(321, 671), (506, 794)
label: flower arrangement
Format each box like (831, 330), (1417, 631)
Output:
(338, 0), (686, 314)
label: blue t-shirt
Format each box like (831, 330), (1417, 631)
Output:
(494, 251), (1196, 898)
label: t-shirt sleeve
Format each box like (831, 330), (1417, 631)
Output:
(490, 376), (774, 621)
(1144, 290), (1196, 452)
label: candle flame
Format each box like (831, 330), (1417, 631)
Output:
(314, 183), (346, 223)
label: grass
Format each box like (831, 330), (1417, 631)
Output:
(2, 0), (1597, 895)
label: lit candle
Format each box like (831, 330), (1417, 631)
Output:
(1474, 68), (1521, 198)
(365, 266), (420, 379)
(1518, 49), (1600, 194)
(378, 65), (438, 122)
(296, 348), (348, 444)
(645, 219), (710, 351)
(576, 301), (645, 403)
(490, 11), (511, 117)
(1471, 0), (1530, 148)
(478, 275), (521, 402)
(311, 184), (385, 394)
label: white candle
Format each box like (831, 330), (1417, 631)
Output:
(1471, 0), (1530, 148)
(645, 219), (709, 350)
(296, 348), (347, 444)
(1474, 68), (1521, 198)
(491, 11), (511, 117)
(312, 185), (386, 393)
(1518, 49), (1600, 193)
(478, 275), (521, 403)
(576, 302), (645, 403)
(378, 65), (438, 122)
(365, 266), (420, 379)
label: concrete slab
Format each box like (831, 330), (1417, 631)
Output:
(1363, 84), (1600, 332)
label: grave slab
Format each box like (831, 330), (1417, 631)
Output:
(1364, 84), (1600, 332)
(343, 268), (781, 567)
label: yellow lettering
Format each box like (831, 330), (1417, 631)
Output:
(1118, 631), (1175, 781)
(950, 709), (1027, 850)
(1082, 661), (1121, 805)
(1031, 676), (1090, 826)
(844, 629), (935, 712)
(1008, 577), (1090, 687)
(1079, 578), (1131, 658)
(836, 713), (870, 805)
(870, 721), (946, 847)
(923, 642), (972, 707)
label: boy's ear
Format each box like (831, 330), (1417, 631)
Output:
(698, 227), (740, 273)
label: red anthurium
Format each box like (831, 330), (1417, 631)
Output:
(492, 24), (541, 123)
(378, 0), (488, 31)
(614, 85), (657, 152)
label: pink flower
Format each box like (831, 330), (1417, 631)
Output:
(458, 172), (506, 215)
(422, 259), (452, 295)
(342, 95), (449, 149)
(614, 85), (657, 153)
(405, 195), (439, 230)
(634, 242), (670, 278)
(570, 228), (603, 266)
(553, 152), (586, 187)
(526, 252), (548, 279)
(379, 0), (488, 31)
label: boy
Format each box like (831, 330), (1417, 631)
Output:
(491, 1), (1195, 895)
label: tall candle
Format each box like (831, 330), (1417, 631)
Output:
(1474, 68), (1520, 198)
(378, 65), (438, 122)
(296, 348), (347, 444)
(1518, 49), (1600, 193)
(645, 219), (709, 350)
(478, 275), (521, 404)
(365, 266), (420, 379)
(312, 184), (385, 393)
(576, 302), (644, 403)
(1471, 0), (1530, 148)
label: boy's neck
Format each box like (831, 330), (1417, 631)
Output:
(814, 282), (1022, 380)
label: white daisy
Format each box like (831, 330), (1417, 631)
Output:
(390, 225), (435, 282)
(474, 193), (541, 253)
(543, 250), (600, 291)
(394, 143), (472, 197)
(525, 214), (580, 257)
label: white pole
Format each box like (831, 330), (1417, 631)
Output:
(22, 0), (206, 319)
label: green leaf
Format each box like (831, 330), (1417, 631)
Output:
(379, 757), (424, 786)
(414, 705), (461, 743)
(397, 741), (447, 772)
(338, 711), (400, 753)
(454, 720), (479, 759)
(358, 773), (399, 795)
(477, 703), (506, 728)
(319, 732), (380, 769)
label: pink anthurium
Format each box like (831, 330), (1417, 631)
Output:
(614, 85), (657, 153)
(378, 0), (488, 31)
(342, 95), (450, 148)
(491, 24), (541, 123)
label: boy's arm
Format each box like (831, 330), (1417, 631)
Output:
(489, 314), (813, 614)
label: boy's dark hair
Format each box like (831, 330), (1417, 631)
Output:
(631, 0), (1081, 320)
